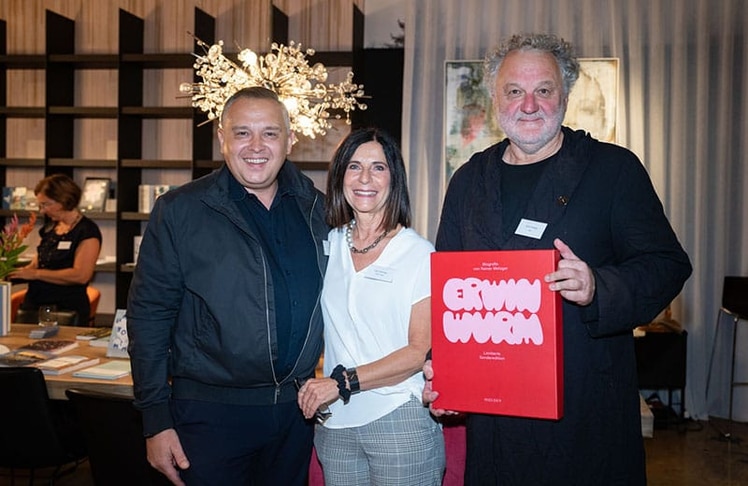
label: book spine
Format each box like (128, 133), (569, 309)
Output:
(138, 184), (154, 213)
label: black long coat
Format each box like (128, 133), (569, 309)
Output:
(436, 127), (692, 485)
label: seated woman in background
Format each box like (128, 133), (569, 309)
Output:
(11, 174), (101, 326)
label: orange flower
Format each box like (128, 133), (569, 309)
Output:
(19, 212), (37, 239)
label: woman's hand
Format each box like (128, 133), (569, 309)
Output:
(297, 377), (339, 419)
(8, 265), (38, 281)
(9, 237), (100, 285)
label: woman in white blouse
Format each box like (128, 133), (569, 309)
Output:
(297, 128), (445, 485)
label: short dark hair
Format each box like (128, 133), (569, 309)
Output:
(34, 174), (81, 210)
(325, 128), (411, 231)
(220, 86), (291, 132)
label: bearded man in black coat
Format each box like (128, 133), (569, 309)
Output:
(423, 33), (692, 485)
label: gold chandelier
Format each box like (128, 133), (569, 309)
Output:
(180, 39), (367, 139)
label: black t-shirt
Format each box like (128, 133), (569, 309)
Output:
(21, 216), (102, 324)
(499, 154), (555, 237)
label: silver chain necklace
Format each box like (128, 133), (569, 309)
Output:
(345, 220), (389, 254)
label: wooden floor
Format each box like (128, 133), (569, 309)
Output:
(2, 418), (747, 485)
(645, 417), (748, 486)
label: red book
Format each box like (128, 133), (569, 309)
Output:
(431, 250), (564, 419)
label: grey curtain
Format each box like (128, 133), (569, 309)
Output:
(402, 0), (748, 421)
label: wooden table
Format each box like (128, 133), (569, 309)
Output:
(0, 324), (133, 400)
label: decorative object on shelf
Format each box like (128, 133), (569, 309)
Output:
(0, 212), (37, 281)
(80, 178), (111, 213)
(180, 39), (367, 139)
(2, 187), (38, 211)
(138, 184), (179, 214)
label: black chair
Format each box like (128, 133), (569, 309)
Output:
(0, 367), (87, 485)
(706, 276), (748, 441)
(64, 389), (171, 486)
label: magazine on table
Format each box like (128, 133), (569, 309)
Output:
(35, 355), (100, 375)
(72, 360), (131, 380)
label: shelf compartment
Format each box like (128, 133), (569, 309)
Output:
(119, 264), (135, 273)
(47, 106), (118, 117)
(120, 212), (151, 221)
(120, 106), (193, 118)
(194, 160), (223, 170)
(47, 158), (117, 168)
(47, 54), (119, 69)
(121, 159), (192, 169)
(95, 261), (117, 272)
(0, 54), (46, 68)
(0, 107), (45, 117)
(120, 53), (195, 69)
(79, 211), (116, 220)
(0, 158), (45, 167)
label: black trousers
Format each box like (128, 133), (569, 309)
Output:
(172, 398), (314, 486)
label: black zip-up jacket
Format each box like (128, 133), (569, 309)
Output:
(127, 162), (329, 436)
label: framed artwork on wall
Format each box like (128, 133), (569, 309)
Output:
(79, 177), (111, 213)
(444, 58), (619, 181)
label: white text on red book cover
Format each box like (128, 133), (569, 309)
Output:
(442, 278), (543, 345)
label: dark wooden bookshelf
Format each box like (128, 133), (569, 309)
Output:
(0, 5), (370, 310)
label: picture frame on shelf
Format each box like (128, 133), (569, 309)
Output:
(79, 177), (111, 213)
(2, 187), (37, 211)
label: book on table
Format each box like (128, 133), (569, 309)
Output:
(35, 355), (100, 375)
(89, 335), (111, 348)
(72, 360), (131, 380)
(18, 339), (79, 355)
(76, 327), (112, 341)
(29, 326), (60, 339)
(430, 249), (564, 420)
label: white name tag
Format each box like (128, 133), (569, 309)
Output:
(514, 218), (547, 239)
(363, 265), (394, 283)
(57, 241), (72, 250)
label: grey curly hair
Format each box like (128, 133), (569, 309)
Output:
(483, 33), (580, 100)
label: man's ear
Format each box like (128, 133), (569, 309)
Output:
(217, 126), (225, 152)
(287, 131), (297, 153)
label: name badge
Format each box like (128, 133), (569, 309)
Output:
(57, 241), (72, 250)
(514, 218), (547, 240)
(363, 265), (394, 283)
